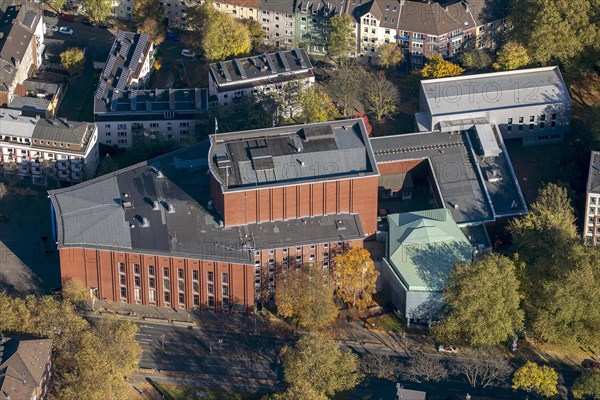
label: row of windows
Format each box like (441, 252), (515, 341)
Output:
(508, 114), (557, 125)
(118, 263), (207, 282)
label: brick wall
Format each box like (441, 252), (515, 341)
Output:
(59, 248), (254, 312)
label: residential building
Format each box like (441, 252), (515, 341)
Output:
(208, 48), (314, 106)
(259, 0), (296, 48)
(0, 336), (53, 400)
(0, 109), (99, 184)
(9, 80), (64, 119)
(381, 208), (473, 323)
(294, 0), (348, 55)
(0, 4), (45, 106)
(584, 151), (600, 245)
(396, 386), (427, 400)
(94, 31), (208, 148)
(416, 66), (571, 145)
(213, 0), (259, 21)
(112, 0), (134, 20)
(352, 0), (402, 59)
(48, 119), (378, 310)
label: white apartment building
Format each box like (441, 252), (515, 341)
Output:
(584, 151), (600, 245)
(416, 66), (571, 145)
(0, 110), (99, 184)
(208, 48), (314, 106)
(214, 0), (259, 21)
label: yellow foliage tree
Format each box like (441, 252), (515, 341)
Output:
(60, 48), (85, 76)
(512, 362), (558, 398)
(297, 86), (338, 124)
(377, 43), (404, 69)
(61, 277), (88, 304)
(275, 264), (338, 331)
(493, 41), (531, 70)
(420, 54), (464, 79)
(333, 248), (379, 309)
(201, 11), (251, 60)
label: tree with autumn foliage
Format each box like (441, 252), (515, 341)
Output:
(333, 248), (379, 309)
(512, 362), (558, 398)
(420, 54), (464, 79)
(275, 263), (338, 331)
(377, 43), (404, 69)
(354, 112), (372, 136)
(493, 41), (531, 71)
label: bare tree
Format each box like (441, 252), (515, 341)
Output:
(359, 353), (402, 381)
(400, 352), (448, 384)
(448, 349), (513, 392)
(326, 66), (368, 117)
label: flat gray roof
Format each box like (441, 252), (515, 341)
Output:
(209, 119), (379, 191)
(208, 48), (313, 90)
(421, 66), (570, 116)
(94, 88), (208, 115)
(49, 140), (364, 264)
(371, 126), (527, 224)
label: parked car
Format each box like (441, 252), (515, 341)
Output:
(59, 13), (76, 22)
(43, 10), (59, 18)
(437, 345), (458, 354)
(99, 22), (112, 29)
(583, 360), (600, 370)
(181, 49), (195, 58)
(58, 27), (74, 35)
(166, 32), (180, 41)
(82, 18), (93, 26)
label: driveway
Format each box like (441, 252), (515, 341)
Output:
(47, 18), (116, 120)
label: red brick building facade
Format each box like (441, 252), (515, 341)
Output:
(50, 120), (379, 312)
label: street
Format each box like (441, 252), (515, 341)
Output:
(106, 314), (584, 399)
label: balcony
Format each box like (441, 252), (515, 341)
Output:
(71, 172), (81, 181)
(57, 162), (69, 171)
(71, 164), (82, 172)
(32, 167), (42, 175)
(58, 170), (70, 180)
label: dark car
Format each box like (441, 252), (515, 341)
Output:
(166, 32), (180, 41)
(82, 18), (93, 26)
(99, 22), (112, 29)
(59, 13), (76, 22)
(43, 10), (59, 18)
(583, 360), (600, 370)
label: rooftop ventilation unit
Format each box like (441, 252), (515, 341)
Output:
(167, 203), (175, 214)
(142, 217), (150, 227)
(153, 200), (159, 210)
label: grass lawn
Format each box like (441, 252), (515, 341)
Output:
(152, 383), (262, 400)
(365, 313), (405, 332)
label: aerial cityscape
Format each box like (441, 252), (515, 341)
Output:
(0, 0), (599, 399)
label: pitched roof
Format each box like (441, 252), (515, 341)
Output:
(387, 208), (472, 291)
(0, 336), (52, 400)
(587, 151), (600, 194)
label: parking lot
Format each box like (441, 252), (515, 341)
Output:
(0, 184), (60, 295)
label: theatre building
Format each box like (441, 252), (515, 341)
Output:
(49, 119), (379, 311)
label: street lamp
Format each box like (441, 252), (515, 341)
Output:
(160, 334), (165, 351)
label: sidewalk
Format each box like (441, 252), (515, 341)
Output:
(81, 299), (294, 336)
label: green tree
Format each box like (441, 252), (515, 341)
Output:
(364, 71), (399, 122)
(327, 14), (355, 61)
(245, 19), (265, 49)
(84, 0), (112, 23)
(512, 362), (558, 398)
(420, 54), (464, 79)
(433, 254), (524, 347)
(509, 183), (600, 349)
(48, 0), (67, 11)
(511, 0), (598, 66)
(493, 41), (531, 71)
(281, 333), (358, 398)
(60, 48), (85, 76)
(61, 277), (88, 305)
(461, 49), (492, 70)
(275, 264), (338, 331)
(201, 11), (251, 60)
(377, 43), (404, 69)
(297, 86), (338, 124)
(572, 370), (600, 399)
(333, 248), (379, 309)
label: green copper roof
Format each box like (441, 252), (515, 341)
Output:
(387, 209), (472, 292)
